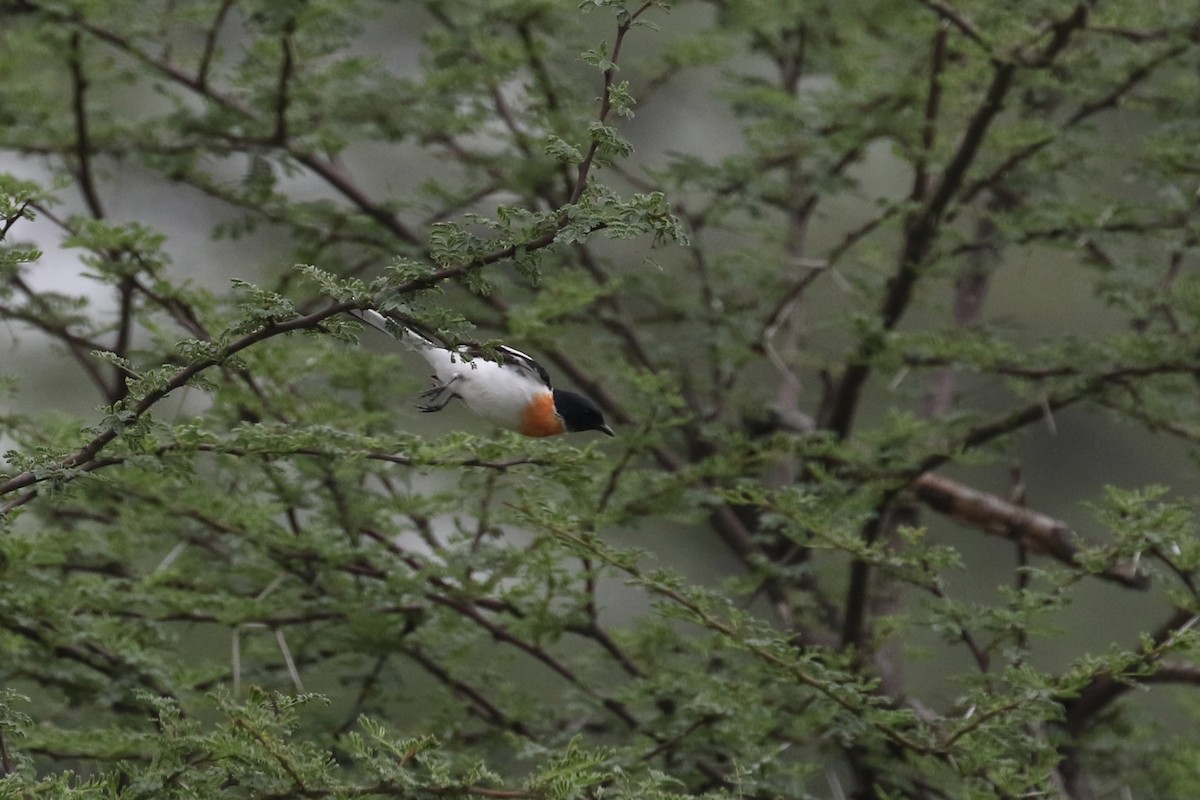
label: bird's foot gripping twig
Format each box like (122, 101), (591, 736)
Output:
(415, 377), (459, 413)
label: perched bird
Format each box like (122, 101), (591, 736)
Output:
(350, 308), (614, 438)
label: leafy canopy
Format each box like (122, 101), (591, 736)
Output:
(1, 1), (1200, 799)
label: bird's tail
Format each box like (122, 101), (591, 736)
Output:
(351, 308), (472, 382)
(348, 308), (433, 347)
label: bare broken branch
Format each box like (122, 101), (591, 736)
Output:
(913, 473), (1147, 589)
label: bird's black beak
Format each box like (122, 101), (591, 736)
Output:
(598, 423), (615, 437)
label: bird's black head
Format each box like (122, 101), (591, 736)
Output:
(552, 389), (615, 436)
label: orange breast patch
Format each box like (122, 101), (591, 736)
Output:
(519, 392), (565, 437)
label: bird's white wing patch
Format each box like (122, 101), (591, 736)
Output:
(496, 345), (552, 387)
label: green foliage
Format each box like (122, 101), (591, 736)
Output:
(2, 1), (1200, 799)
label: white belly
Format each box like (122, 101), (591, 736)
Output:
(428, 351), (542, 430)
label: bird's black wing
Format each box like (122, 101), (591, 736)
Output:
(497, 345), (553, 387)
(352, 308), (552, 385)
